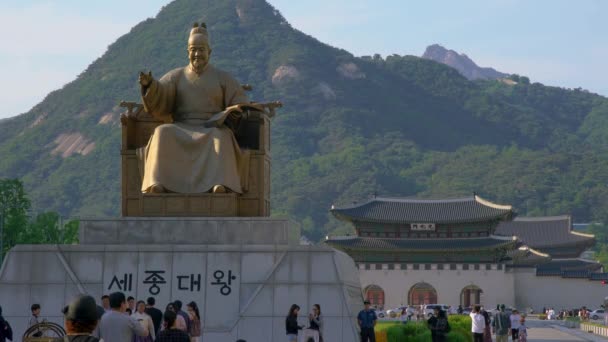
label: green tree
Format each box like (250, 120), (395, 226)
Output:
(1, 178), (78, 260)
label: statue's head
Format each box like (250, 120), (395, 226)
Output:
(188, 22), (212, 74)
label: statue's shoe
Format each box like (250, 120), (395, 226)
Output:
(149, 184), (166, 193)
(213, 185), (227, 193)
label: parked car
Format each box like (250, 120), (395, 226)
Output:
(462, 306), (473, 315)
(424, 304), (450, 317)
(591, 309), (605, 320)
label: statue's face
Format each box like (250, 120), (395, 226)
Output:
(188, 44), (211, 72)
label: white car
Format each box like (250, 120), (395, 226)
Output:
(424, 304), (450, 317)
(591, 309), (605, 320)
(375, 310), (386, 319)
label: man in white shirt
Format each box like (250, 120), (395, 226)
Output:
(470, 305), (485, 342)
(509, 309), (521, 341)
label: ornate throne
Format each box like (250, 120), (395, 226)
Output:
(119, 95), (280, 217)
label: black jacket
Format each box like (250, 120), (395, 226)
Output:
(285, 315), (301, 335)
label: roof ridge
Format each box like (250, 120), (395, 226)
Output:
(571, 230), (595, 238)
(374, 196), (475, 203)
(474, 195), (512, 210)
(514, 215), (571, 222)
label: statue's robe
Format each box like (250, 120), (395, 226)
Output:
(138, 64), (249, 193)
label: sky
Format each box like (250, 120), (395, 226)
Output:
(0, 0), (606, 119)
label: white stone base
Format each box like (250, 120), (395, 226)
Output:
(0, 244), (362, 342)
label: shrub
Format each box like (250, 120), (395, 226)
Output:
(539, 314), (547, 320)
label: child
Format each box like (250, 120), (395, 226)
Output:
(518, 316), (527, 342)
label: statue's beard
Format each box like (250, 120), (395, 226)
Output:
(190, 58), (208, 74)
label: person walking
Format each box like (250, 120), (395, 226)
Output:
(0, 306), (13, 342)
(517, 316), (527, 342)
(145, 297), (163, 336)
(470, 305), (485, 342)
(492, 304), (511, 342)
(97, 292), (148, 342)
(357, 300), (377, 342)
(509, 309), (521, 341)
(309, 304), (324, 342)
(286, 304), (303, 342)
(54, 295), (101, 342)
(156, 310), (190, 342)
(481, 307), (492, 342)
(132, 301), (155, 342)
(187, 301), (202, 342)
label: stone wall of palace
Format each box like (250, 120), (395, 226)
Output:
(359, 263), (607, 312)
(358, 263), (515, 310)
(512, 267), (606, 312)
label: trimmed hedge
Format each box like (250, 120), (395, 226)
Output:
(375, 316), (472, 341)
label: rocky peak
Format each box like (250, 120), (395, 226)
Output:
(422, 44), (507, 80)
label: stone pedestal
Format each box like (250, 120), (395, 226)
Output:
(0, 218), (363, 342)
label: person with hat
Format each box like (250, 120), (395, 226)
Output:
(357, 300), (377, 342)
(54, 295), (101, 342)
(492, 304), (511, 342)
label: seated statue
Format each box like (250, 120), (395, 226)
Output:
(137, 22), (252, 194)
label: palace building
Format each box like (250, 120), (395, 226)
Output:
(326, 195), (607, 311)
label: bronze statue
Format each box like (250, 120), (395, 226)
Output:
(137, 23), (251, 194)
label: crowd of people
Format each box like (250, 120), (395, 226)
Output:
(470, 304), (527, 342)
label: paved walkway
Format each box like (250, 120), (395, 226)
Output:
(527, 327), (588, 341)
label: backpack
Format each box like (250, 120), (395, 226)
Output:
(435, 317), (450, 335)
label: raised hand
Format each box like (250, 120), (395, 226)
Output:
(139, 71), (153, 87)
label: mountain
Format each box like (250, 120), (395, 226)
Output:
(422, 44), (509, 80)
(1, 0), (608, 241)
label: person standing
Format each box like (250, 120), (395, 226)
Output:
(470, 305), (485, 342)
(0, 306), (13, 342)
(101, 295), (110, 313)
(145, 297), (163, 336)
(492, 304), (511, 342)
(509, 309), (521, 341)
(165, 303), (187, 331)
(431, 310), (450, 342)
(357, 300), (377, 342)
(174, 301), (191, 333)
(427, 307), (438, 341)
(156, 310), (190, 342)
(29, 304), (43, 337)
(286, 304), (303, 342)
(127, 297), (136, 315)
(132, 301), (155, 342)
(54, 295), (100, 342)
(97, 292), (148, 342)
(187, 301), (202, 342)
(309, 304), (324, 342)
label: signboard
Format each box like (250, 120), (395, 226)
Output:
(410, 223), (436, 231)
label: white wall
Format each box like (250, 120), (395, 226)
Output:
(513, 268), (607, 312)
(359, 264), (515, 309)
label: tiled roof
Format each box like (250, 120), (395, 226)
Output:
(330, 195), (514, 224)
(536, 259), (602, 277)
(325, 235), (518, 251)
(495, 216), (595, 249)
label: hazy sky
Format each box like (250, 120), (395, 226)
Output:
(1, 0), (606, 118)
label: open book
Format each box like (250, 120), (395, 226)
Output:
(204, 103), (265, 128)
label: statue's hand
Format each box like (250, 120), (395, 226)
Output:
(139, 71), (153, 88)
